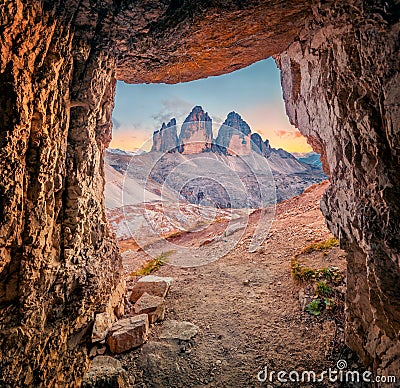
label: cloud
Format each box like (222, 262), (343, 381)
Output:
(151, 96), (192, 126)
(212, 115), (224, 124)
(112, 117), (122, 131)
(274, 129), (303, 139)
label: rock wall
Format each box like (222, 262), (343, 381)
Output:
(277, 1), (400, 375)
(0, 1), (121, 385)
(0, 0), (399, 385)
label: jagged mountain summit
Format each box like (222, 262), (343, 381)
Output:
(150, 106), (321, 169)
(151, 118), (178, 153)
(179, 106), (213, 154)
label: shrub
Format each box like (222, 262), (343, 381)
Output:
(301, 237), (339, 254)
(306, 299), (323, 316)
(131, 251), (172, 276)
(316, 281), (332, 297)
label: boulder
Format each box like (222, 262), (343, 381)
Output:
(129, 275), (173, 302)
(82, 356), (130, 388)
(107, 314), (149, 354)
(134, 292), (166, 324)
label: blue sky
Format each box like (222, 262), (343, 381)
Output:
(110, 57), (311, 153)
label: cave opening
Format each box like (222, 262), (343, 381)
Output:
(105, 57), (327, 264)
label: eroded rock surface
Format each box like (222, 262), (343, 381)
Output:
(277, 1), (400, 375)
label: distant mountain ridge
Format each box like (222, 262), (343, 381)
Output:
(294, 151), (323, 168)
(151, 106), (315, 166)
(106, 107), (326, 208)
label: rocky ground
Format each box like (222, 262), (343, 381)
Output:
(104, 181), (366, 387)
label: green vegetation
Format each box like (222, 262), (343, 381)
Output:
(131, 251), (173, 276)
(305, 299), (323, 316)
(316, 281), (332, 297)
(291, 260), (318, 282)
(301, 237), (339, 254)
(305, 297), (336, 316)
(291, 237), (344, 318)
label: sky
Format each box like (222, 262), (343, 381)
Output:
(110, 57), (312, 154)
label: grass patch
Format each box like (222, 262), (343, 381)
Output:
(316, 281), (333, 297)
(131, 251), (173, 276)
(301, 237), (339, 254)
(291, 258), (318, 282)
(291, 257), (342, 284)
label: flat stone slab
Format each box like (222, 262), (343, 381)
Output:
(82, 356), (130, 387)
(107, 314), (149, 354)
(130, 275), (173, 302)
(134, 292), (166, 324)
(159, 320), (199, 341)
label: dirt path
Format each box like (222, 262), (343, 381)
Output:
(116, 182), (355, 387)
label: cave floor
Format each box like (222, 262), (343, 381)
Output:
(115, 182), (360, 387)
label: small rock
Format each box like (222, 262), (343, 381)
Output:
(160, 320), (199, 341)
(82, 356), (130, 387)
(243, 280), (250, 286)
(97, 347), (107, 355)
(107, 314), (149, 354)
(134, 292), (165, 324)
(130, 275), (173, 302)
(92, 312), (114, 343)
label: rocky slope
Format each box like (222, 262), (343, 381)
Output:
(106, 146), (326, 209)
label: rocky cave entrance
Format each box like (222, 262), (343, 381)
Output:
(105, 57), (326, 260)
(1, 1), (398, 386)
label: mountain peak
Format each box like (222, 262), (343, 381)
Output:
(179, 106), (213, 154)
(184, 106), (211, 123)
(151, 118), (179, 152)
